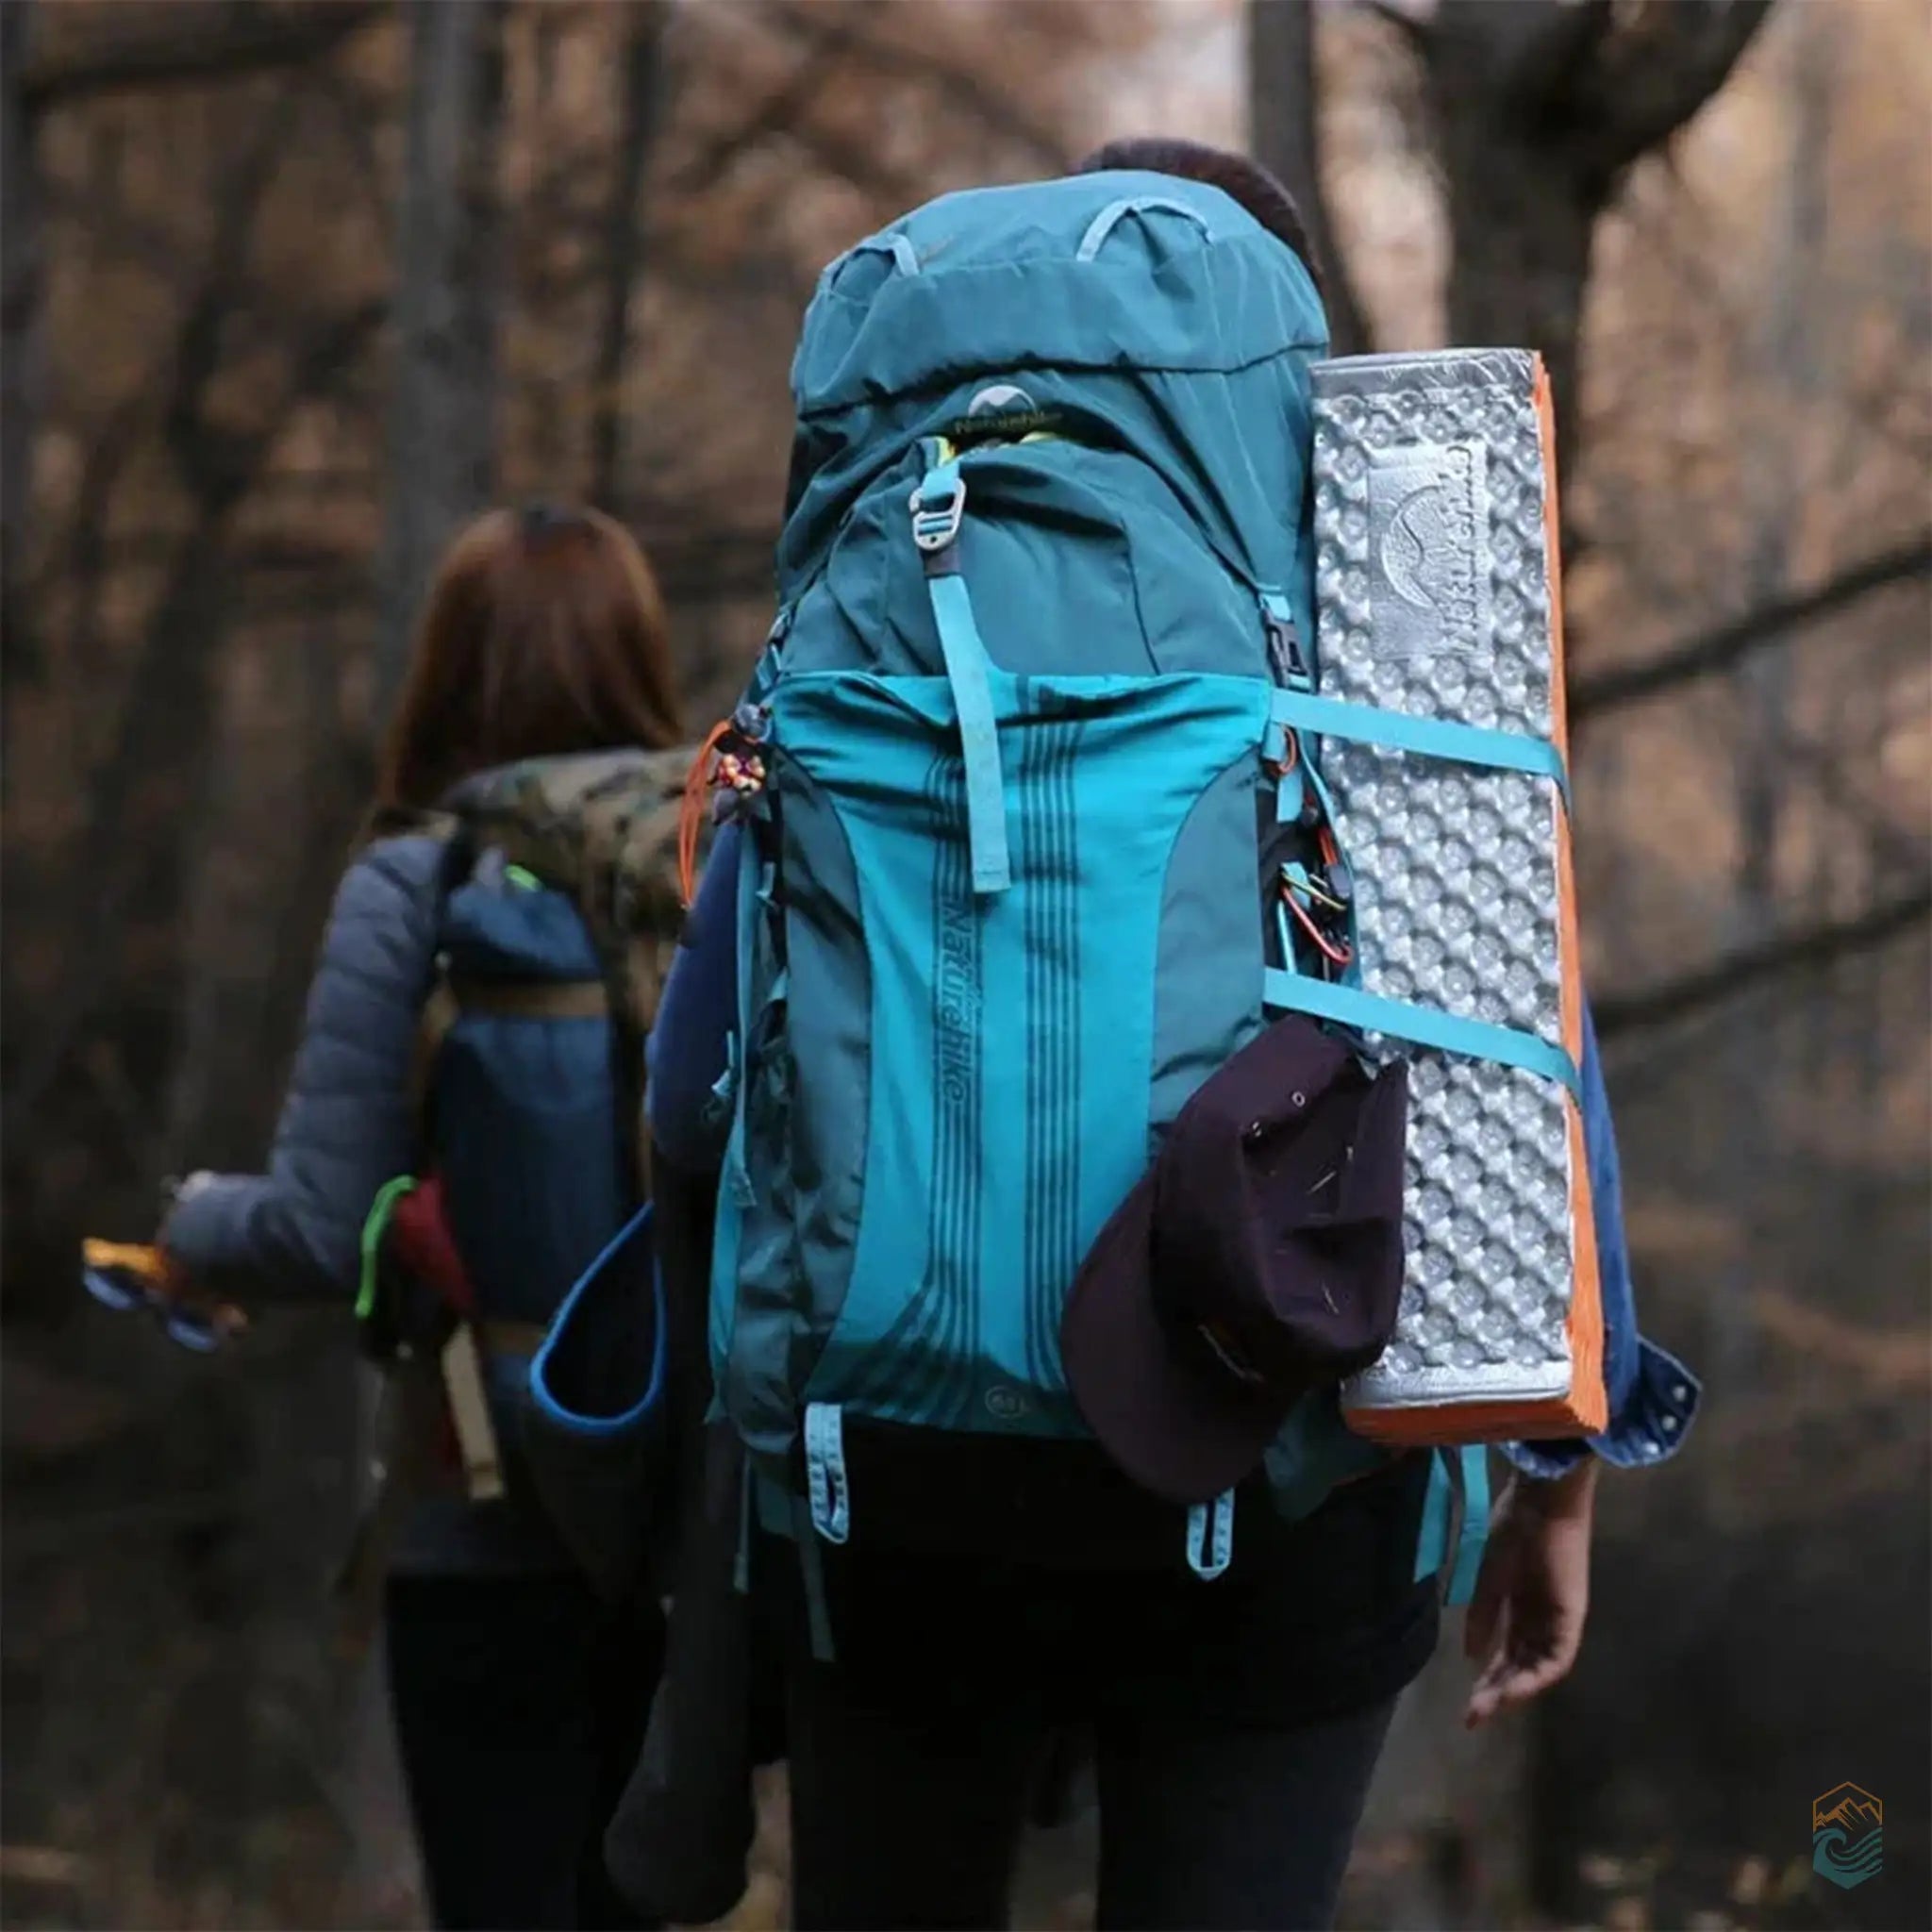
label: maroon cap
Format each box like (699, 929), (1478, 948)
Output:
(1061, 1017), (1407, 1505)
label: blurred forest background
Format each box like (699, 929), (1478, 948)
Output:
(2, 1), (1927, 1927)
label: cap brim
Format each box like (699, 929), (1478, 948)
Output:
(1061, 1177), (1296, 1507)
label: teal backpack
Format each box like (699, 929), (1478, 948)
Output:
(706, 173), (1479, 1606)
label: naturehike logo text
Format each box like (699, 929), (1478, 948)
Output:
(934, 886), (978, 1111)
(1811, 1782), (1882, 1891)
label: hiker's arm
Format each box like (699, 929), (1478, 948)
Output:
(1469, 1001), (1698, 1724)
(646, 819), (742, 1175)
(1499, 999), (1700, 1482)
(160, 837), (445, 1300)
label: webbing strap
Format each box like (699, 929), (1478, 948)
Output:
(441, 1324), (504, 1503)
(1446, 1445), (1491, 1607)
(411, 983), (460, 1121)
(804, 1401), (851, 1544)
(1413, 1448), (1453, 1585)
(792, 1492), (837, 1663)
(720, 832), (762, 1212)
(1076, 193), (1212, 261)
(445, 977), (608, 1021)
(1268, 688), (1569, 802)
(914, 456), (1011, 895)
(1185, 1489), (1236, 1580)
(733, 1454), (753, 1597)
(1263, 968), (1581, 1099)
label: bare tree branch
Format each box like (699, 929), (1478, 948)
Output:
(1355, 0), (1434, 51)
(1594, 888), (1932, 1041)
(1491, 0), (1616, 114)
(1778, 728), (1930, 883)
(1575, 0), (1776, 182)
(769, 0), (1071, 172)
(1571, 537), (1932, 720)
(665, 12), (860, 195)
(2, 274), (388, 1144)
(21, 1), (388, 112)
(2, 0), (42, 687)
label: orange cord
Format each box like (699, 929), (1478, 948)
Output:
(1283, 887), (1352, 968)
(677, 719), (734, 908)
(1265, 730), (1302, 785)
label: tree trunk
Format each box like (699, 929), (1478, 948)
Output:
(1722, 2), (1823, 1415)
(589, 3), (668, 511)
(1419, 0), (1774, 483)
(2, 0), (42, 691)
(1247, 0), (1370, 355)
(374, 0), (508, 712)
(1424, 29), (1604, 477)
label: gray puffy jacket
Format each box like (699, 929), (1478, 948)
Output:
(163, 833), (448, 1298)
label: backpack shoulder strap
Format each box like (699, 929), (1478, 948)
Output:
(403, 817), (479, 1132)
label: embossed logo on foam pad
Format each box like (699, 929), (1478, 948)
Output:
(1369, 443), (1489, 659)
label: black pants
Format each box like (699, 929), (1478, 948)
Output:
(383, 1572), (664, 1931)
(786, 1657), (1396, 1931)
(767, 1517), (1415, 1932)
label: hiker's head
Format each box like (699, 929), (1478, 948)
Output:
(1076, 138), (1324, 296)
(377, 504), (682, 810)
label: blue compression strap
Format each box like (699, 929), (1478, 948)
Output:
(720, 833), (764, 1211)
(1446, 1445), (1491, 1607)
(1264, 969), (1581, 1099)
(803, 1401), (851, 1544)
(1185, 1490), (1236, 1580)
(926, 574), (1011, 893)
(915, 458), (1011, 894)
(1269, 688), (1569, 802)
(1413, 1448), (1453, 1584)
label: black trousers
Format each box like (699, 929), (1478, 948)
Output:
(786, 1654), (1396, 1931)
(383, 1572), (665, 1931)
(766, 1523), (1411, 1932)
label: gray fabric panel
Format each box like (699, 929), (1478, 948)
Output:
(724, 758), (870, 1458)
(1149, 755), (1267, 1141)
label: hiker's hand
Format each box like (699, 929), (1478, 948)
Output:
(1462, 1455), (1596, 1728)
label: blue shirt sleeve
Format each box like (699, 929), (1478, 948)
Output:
(645, 821), (743, 1175)
(1501, 999), (1701, 1478)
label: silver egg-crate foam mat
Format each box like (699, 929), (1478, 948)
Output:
(1308, 349), (1581, 1416)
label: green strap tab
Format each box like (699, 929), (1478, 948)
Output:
(357, 1174), (418, 1322)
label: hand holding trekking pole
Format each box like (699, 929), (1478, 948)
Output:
(1462, 1456), (1597, 1727)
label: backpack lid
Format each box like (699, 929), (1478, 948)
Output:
(791, 172), (1324, 417)
(779, 171), (1330, 603)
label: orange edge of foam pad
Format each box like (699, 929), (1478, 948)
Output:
(1344, 355), (1607, 1448)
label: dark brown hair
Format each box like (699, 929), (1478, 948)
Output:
(376, 504), (683, 811)
(1077, 137), (1325, 296)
